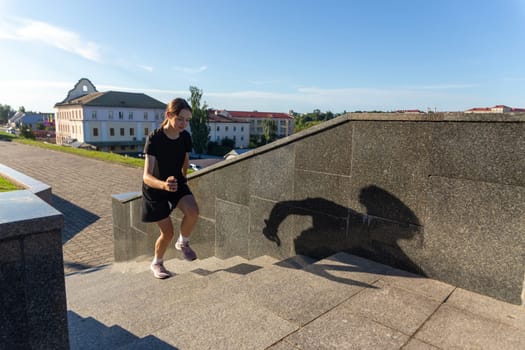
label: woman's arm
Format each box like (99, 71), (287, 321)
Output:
(143, 154), (174, 191)
(182, 152), (190, 178)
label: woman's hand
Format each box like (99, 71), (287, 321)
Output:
(164, 176), (178, 192)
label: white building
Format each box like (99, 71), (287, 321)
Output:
(207, 112), (250, 148)
(212, 109), (294, 139)
(54, 78), (165, 155)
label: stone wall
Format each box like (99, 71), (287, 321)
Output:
(0, 186), (68, 349)
(112, 112), (525, 305)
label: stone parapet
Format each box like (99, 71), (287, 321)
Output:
(112, 113), (525, 305)
(0, 163), (52, 204)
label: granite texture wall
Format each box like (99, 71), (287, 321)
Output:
(0, 189), (68, 350)
(112, 113), (525, 305)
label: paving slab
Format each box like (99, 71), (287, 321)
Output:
(414, 304), (525, 349)
(284, 305), (409, 350)
(69, 272), (204, 321)
(445, 287), (525, 330)
(103, 271), (245, 337)
(401, 338), (440, 350)
(341, 279), (442, 335)
(265, 340), (301, 350)
(235, 263), (371, 326)
(151, 292), (298, 350)
(379, 266), (455, 302)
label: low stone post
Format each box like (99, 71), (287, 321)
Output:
(0, 190), (68, 350)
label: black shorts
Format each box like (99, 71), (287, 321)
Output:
(141, 184), (193, 223)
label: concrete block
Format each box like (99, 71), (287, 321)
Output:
(430, 122), (525, 187)
(215, 199), (250, 258)
(215, 159), (250, 206)
(292, 208), (348, 258)
(188, 171), (216, 220)
(422, 176), (525, 304)
(295, 122), (353, 175)
(347, 212), (426, 275)
(293, 170), (351, 218)
(248, 196), (295, 259)
(348, 121), (432, 224)
(249, 144), (295, 201)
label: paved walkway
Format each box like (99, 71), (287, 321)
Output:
(1, 141), (143, 273)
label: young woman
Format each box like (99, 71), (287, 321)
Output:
(141, 98), (199, 279)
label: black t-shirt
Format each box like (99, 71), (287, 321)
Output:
(142, 128), (192, 200)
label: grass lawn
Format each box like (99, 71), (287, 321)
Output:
(0, 176), (21, 192)
(2, 133), (194, 174)
(14, 137), (145, 168)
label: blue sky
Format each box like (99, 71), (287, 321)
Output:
(0, 0), (524, 113)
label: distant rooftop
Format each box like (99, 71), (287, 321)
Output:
(465, 105), (525, 113)
(211, 109), (293, 120)
(54, 78), (166, 109)
(55, 91), (166, 109)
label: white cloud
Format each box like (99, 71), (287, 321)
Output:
(249, 79), (282, 86)
(173, 65), (208, 74)
(137, 65), (154, 72)
(0, 17), (101, 62)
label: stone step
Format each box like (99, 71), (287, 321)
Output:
(71, 252), (417, 349)
(65, 255), (232, 300)
(67, 255), (282, 339)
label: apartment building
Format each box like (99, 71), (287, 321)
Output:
(207, 112), (250, 148)
(212, 109), (294, 139)
(54, 78), (165, 154)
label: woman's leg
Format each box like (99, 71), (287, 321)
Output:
(154, 216), (175, 259)
(177, 195), (199, 237)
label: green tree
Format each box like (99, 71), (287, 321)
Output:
(18, 106), (25, 113)
(0, 104), (13, 124)
(188, 86), (209, 157)
(262, 118), (277, 144)
(20, 125), (35, 139)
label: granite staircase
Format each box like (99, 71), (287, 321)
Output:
(66, 253), (525, 350)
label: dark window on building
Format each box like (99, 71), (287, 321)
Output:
(120, 128), (125, 136)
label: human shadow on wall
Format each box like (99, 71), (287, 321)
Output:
(262, 185), (425, 286)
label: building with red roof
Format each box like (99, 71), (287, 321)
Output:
(210, 109), (294, 140)
(465, 105), (525, 114)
